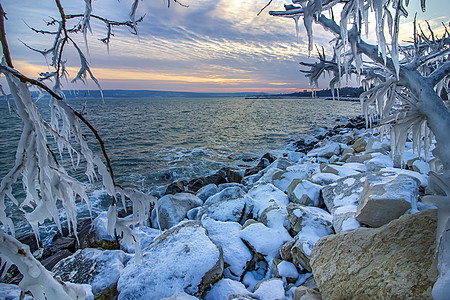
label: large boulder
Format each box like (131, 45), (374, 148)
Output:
(151, 193), (203, 230)
(310, 209), (438, 299)
(355, 173), (419, 227)
(52, 248), (131, 299)
(118, 221), (223, 299)
(192, 197), (248, 223)
(247, 183), (290, 218)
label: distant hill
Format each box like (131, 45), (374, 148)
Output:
(28, 89), (267, 99)
(247, 87), (364, 100)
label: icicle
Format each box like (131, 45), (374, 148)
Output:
(106, 204), (117, 238)
(94, 156), (115, 197)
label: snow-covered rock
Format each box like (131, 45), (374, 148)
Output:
(204, 278), (252, 300)
(309, 172), (341, 185)
(196, 184), (219, 202)
(204, 186), (246, 206)
(320, 162), (366, 177)
(52, 248), (131, 298)
(286, 179), (323, 206)
(120, 226), (161, 253)
(219, 182), (248, 192)
(0, 283), (33, 300)
(365, 152), (393, 171)
(201, 217), (252, 280)
(307, 142), (341, 158)
(161, 292), (200, 300)
(247, 183), (289, 218)
(193, 197), (248, 223)
(352, 136), (368, 152)
(118, 221), (223, 299)
(286, 203), (333, 237)
(259, 205), (290, 231)
(271, 259), (299, 283)
(321, 172), (370, 213)
(332, 205), (361, 233)
(252, 278), (285, 299)
(151, 193), (203, 230)
(356, 173), (419, 227)
(240, 222), (291, 259)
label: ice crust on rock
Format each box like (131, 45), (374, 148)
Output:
(117, 221), (223, 299)
(204, 278), (251, 300)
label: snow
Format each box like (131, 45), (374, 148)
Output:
(247, 183), (289, 217)
(201, 217), (252, 279)
(343, 178), (356, 186)
(341, 217), (361, 232)
(204, 279), (251, 300)
(379, 167), (428, 187)
(252, 278), (285, 300)
(289, 180), (322, 206)
(0, 283), (32, 300)
(276, 260), (299, 279)
(204, 186), (245, 206)
(413, 160), (430, 175)
(240, 222), (292, 259)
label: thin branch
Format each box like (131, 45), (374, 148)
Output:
(0, 4), (13, 68)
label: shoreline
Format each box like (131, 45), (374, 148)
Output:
(2, 115), (438, 299)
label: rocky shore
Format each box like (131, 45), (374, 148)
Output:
(0, 116), (441, 299)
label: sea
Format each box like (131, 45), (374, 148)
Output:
(0, 96), (361, 241)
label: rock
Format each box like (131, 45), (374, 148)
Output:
(267, 157), (295, 171)
(228, 168), (245, 183)
(332, 205), (360, 233)
(345, 153), (373, 163)
(310, 209), (438, 300)
(307, 142), (341, 158)
(309, 172), (341, 185)
(52, 248), (130, 298)
(151, 193), (203, 230)
(252, 278), (285, 299)
(293, 286), (322, 300)
(342, 147), (355, 156)
(365, 137), (390, 154)
(432, 218), (450, 299)
(286, 204), (333, 237)
(219, 183), (248, 192)
(201, 217), (252, 280)
(259, 206), (290, 231)
(356, 173), (419, 227)
(412, 159), (431, 175)
(321, 172), (370, 213)
(165, 181), (187, 195)
(161, 292), (200, 300)
(88, 212), (120, 250)
(352, 137), (367, 152)
(320, 162), (366, 177)
(40, 249), (73, 271)
(271, 259), (299, 283)
(365, 153), (393, 171)
(194, 197), (248, 223)
(240, 222), (292, 259)
(286, 179), (323, 207)
(204, 278), (252, 300)
(118, 221), (223, 299)
(247, 183), (289, 218)
(0, 283), (33, 300)
(204, 186), (246, 206)
(120, 226), (161, 253)
(196, 184), (219, 202)
(270, 163), (316, 192)
(188, 172), (227, 193)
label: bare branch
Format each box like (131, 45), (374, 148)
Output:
(427, 60), (450, 87)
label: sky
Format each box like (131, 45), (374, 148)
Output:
(1, 0), (448, 93)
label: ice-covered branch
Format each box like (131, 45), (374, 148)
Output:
(0, 230), (93, 299)
(427, 60), (450, 87)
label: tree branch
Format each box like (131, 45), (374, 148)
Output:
(427, 60), (450, 87)
(0, 4), (13, 68)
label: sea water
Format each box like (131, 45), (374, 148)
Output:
(0, 97), (360, 239)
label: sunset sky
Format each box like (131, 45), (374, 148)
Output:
(1, 0), (448, 93)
